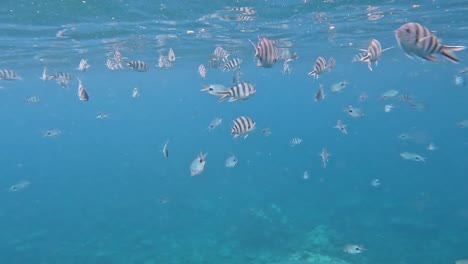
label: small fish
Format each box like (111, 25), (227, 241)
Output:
(384, 104), (394, 113)
(132, 87), (140, 98)
(344, 244), (365, 254)
(427, 142), (438, 151)
(222, 58), (243, 71)
(216, 82), (256, 102)
(334, 120), (348, 135)
(395, 22), (466, 63)
(158, 54), (170, 68)
(162, 140), (169, 158)
(283, 60), (292, 75)
(77, 58), (90, 72)
(231, 116), (256, 139)
(308, 56), (327, 79)
(328, 57), (336, 71)
(400, 152), (426, 162)
(359, 92), (368, 102)
(455, 75), (465, 86)
(198, 64), (206, 78)
(0, 69), (21, 80)
(126, 60), (148, 72)
(356, 39), (392, 71)
(457, 120), (468, 128)
(190, 152), (207, 176)
(42, 129), (62, 138)
(320, 147), (330, 169)
(106, 59), (121, 70)
(381, 89), (399, 99)
(40, 66), (49, 81)
(225, 155), (238, 168)
(7, 180), (31, 192)
(213, 47), (230, 62)
(96, 112), (108, 119)
(303, 171), (310, 180)
(207, 117), (222, 131)
(23, 96), (40, 104)
(77, 78), (89, 101)
(345, 105), (365, 118)
(370, 179), (381, 187)
(289, 137), (303, 147)
(249, 36), (280, 68)
(261, 128), (271, 136)
(201, 84), (227, 96)
(168, 48), (176, 62)
(113, 49), (123, 65)
(315, 84), (325, 101)
(330, 81), (348, 93)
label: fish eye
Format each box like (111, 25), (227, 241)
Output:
(405, 28), (411, 33)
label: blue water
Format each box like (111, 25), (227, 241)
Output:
(1, 0), (468, 263)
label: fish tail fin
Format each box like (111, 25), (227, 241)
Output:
(440, 45), (466, 63)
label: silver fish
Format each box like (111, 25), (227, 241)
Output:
(334, 120), (348, 135)
(132, 87), (140, 98)
(42, 129), (62, 138)
(231, 116), (256, 139)
(320, 147), (330, 168)
(190, 152), (207, 176)
(207, 117), (222, 131)
(330, 81), (348, 93)
(381, 89), (399, 99)
(395, 22), (466, 63)
(8, 180), (31, 192)
(400, 152), (426, 162)
(249, 37), (280, 68)
(345, 105), (365, 118)
(201, 84), (227, 96)
(225, 155), (238, 168)
(216, 82), (256, 102)
(162, 140), (169, 158)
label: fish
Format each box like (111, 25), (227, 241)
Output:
(370, 179), (381, 187)
(359, 92), (368, 102)
(261, 128), (271, 136)
(308, 56), (327, 79)
(334, 120), (348, 135)
(198, 64), (206, 78)
(126, 60), (148, 72)
(457, 120), (468, 128)
(42, 129), (62, 138)
(303, 171), (310, 180)
(328, 57), (336, 71)
(168, 48), (176, 62)
(77, 58), (90, 72)
(315, 84), (325, 101)
(289, 137), (303, 147)
(0, 69), (21, 80)
(249, 36), (280, 68)
(395, 22), (466, 63)
(216, 82), (256, 102)
(158, 54), (170, 68)
(50, 72), (75, 81)
(190, 152), (207, 176)
(400, 152), (426, 162)
(320, 147), (330, 168)
(283, 60), (292, 75)
(330, 81), (348, 93)
(106, 58), (121, 70)
(207, 54), (221, 69)
(231, 116), (256, 139)
(455, 75), (465, 86)
(132, 87), (140, 98)
(201, 84), (227, 96)
(384, 104), (394, 113)
(427, 142), (438, 151)
(344, 244), (365, 254)
(356, 39), (392, 71)
(162, 140), (169, 158)
(381, 89), (399, 99)
(40, 66), (49, 81)
(222, 58), (243, 71)
(96, 112), (108, 119)
(345, 105), (365, 118)
(7, 180), (31, 192)
(207, 117), (222, 131)
(213, 46), (230, 62)
(225, 155), (238, 168)
(77, 78), (89, 101)
(23, 96), (40, 104)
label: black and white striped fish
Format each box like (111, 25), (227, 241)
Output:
(216, 82), (256, 102)
(222, 58), (243, 71)
(23, 96), (40, 104)
(77, 78), (89, 101)
(77, 58), (90, 72)
(213, 47), (230, 61)
(308, 57), (327, 79)
(249, 37), (280, 68)
(356, 39), (392, 71)
(50, 72), (75, 81)
(328, 57), (336, 71)
(0, 69), (21, 80)
(395, 22), (466, 63)
(198, 64), (206, 79)
(126, 60), (149, 72)
(231, 116), (256, 139)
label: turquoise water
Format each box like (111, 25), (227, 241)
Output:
(1, 0), (468, 263)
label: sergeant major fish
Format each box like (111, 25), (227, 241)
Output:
(216, 82), (256, 102)
(231, 116), (256, 139)
(126, 60), (148, 72)
(395, 22), (466, 63)
(249, 37), (280, 68)
(308, 56), (327, 79)
(356, 39), (392, 71)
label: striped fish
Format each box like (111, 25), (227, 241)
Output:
(222, 58), (243, 71)
(308, 56), (327, 79)
(198, 64), (206, 78)
(207, 54), (221, 69)
(328, 57), (336, 71)
(229, 6), (256, 15)
(231, 116), (256, 139)
(50, 72), (75, 80)
(77, 58), (90, 72)
(395, 22), (466, 63)
(357, 39), (392, 71)
(289, 137), (303, 147)
(24, 96), (40, 104)
(249, 37), (280, 68)
(213, 47), (230, 61)
(77, 78), (89, 101)
(126, 60), (148, 72)
(216, 82), (256, 102)
(0, 69), (21, 80)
